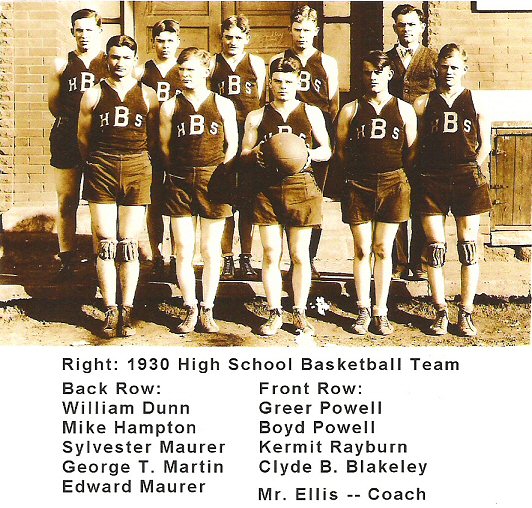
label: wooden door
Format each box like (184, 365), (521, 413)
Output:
(490, 127), (532, 245)
(134, 1), (223, 61)
(220, 1), (294, 61)
(134, 1), (294, 63)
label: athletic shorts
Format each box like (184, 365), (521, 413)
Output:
(49, 117), (81, 169)
(163, 165), (233, 219)
(341, 168), (411, 225)
(253, 171), (323, 227)
(416, 164), (492, 217)
(82, 151), (152, 206)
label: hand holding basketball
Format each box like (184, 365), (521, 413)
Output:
(262, 132), (310, 176)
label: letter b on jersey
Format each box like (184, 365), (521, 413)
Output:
(443, 112), (458, 133)
(228, 75), (241, 95)
(115, 106), (129, 127)
(157, 82), (171, 102)
(190, 115), (205, 135)
(370, 118), (387, 139)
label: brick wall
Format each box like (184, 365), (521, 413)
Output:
(383, 1), (531, 91)
(13, 1), (81, 207)
(0, 2), (15, 212)
(428, 1), (532, 90)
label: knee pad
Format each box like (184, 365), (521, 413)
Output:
(98, 239), (116, 260)
(424, 242), (446, 268)
(457, 240), (478, 265)
(116, 239), (139, 262)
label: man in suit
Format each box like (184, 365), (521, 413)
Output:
(386, 4), (437, 280)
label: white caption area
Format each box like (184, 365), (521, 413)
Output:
(0, 346), (529, 507)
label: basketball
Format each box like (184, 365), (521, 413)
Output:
(262, 132), (309, 176)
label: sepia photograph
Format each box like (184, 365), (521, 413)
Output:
(0, 1), (530, 346)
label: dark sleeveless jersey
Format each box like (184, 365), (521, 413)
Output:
(346, 97), (406, 175)
(59, 51), (107, 118)
(90, 80), (149, 154)
(169, 92), (225, 172)
(418, 89), (479, 171)
(141, 59), (181, 103)
(271, 49), (330, 114)
(211, 53), (261, 125)
(257, 102), (313, 148)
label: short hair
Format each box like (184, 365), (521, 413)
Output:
(391, 4), (426, 24)
(270, 56), (301, 76)
(291, 5), (318, 25)
(152, 19), (180, 39)
(71, 9), (101, 28)
(106, 35), (138, 56)
(438, 43), (468, 63)
(221, 14), (250, 35)
(177, 47), (211, 68)
(362, 50), (392, 71)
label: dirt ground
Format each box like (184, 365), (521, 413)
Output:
(0, 231), (530, 347)
(0, 294), (529, 347)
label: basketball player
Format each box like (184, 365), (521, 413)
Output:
(48, 9), (107, 281)
(159, 48), (239, 334)
(336, 51), (417, 336)
(137, 19), (181, 280)
(387, 4), (438, 280)
(78, 36), (159, 339)
(413, 44), (492, 337)
(241, 57), (331, 336)
(210, 15), (266, 281)
(270, 5), (339, 279)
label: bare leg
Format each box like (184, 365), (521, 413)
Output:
(287, 226), (313, 309)
(170, 216), (197, 306)
(147, 204), (165, 260)
(350, 222), (373, 309)
(260, 225), (284, 309)
(238, 212), (254, 255)
(89, 202), (118, 307)
(117, 205), (146, 306)
(54, 167), (81, 253)
(372, 222), (400, 315)
(199, 217), (226, 307)
(422, 215), (447, 306)
(221, 215), (235, 256)
(456, 214), (481, 309)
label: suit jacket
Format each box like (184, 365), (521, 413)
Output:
(386, 45), (438, 104)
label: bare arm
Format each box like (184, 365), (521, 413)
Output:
(323, 54), (339, 121)
(77, 85), (100, 162)
(216, 95), (239, 165)
(334, 100), (357, 170)
(48, 57), (67, 118)
(472, 93), (492, 167)
(133, 63), (146, 81)
(240, 108), (264, 166)
(305, 104), (332, 163)
(398, 99), (418, 171)
(159, 97), (176, 171)
(250, 54), (267, 105)
(143, 85), (160, 156)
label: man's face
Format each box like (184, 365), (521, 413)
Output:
(153, 31), (180, 60)
(178, 57), (209, 89)
(221, 26), (250, 57)
(437, 54), (467, 89)
(393, 11), (425, 47)
(362, 61), (392, 94)
(270, 71), (300, 101)
(107, 45), (137, 79)
(290, 20), (319, 51)
(72, 17), (101, 53)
